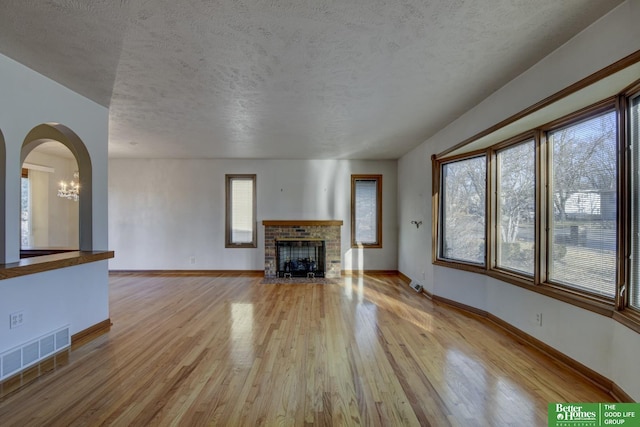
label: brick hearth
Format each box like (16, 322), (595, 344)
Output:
(263, 220), (343, 278)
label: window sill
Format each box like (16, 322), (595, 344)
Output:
(225, 243), (257, 249)
(613, 309), (640, 334)
(433, 258), (486, 275)
(0, 250), (115, 280)
(436, 260), (615, 318)
(486, 268), (534, 288)
(534, 283), (614, 318)
(489, 267), (615, 317)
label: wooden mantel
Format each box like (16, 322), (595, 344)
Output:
(262, 220), (343, 227)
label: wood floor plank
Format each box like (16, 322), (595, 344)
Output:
(0, 274), (614, 426)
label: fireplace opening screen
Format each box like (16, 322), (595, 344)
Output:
(276, 240), (326, 278)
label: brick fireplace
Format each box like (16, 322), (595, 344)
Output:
(263, 220), (343, 278)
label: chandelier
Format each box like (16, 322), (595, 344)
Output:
(57, 171), (79, 201)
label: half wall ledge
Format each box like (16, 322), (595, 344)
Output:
(0, 251), (114, 280)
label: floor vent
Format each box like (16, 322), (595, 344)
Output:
(409, 280), (423, 292)
(0, 325), (70, 381)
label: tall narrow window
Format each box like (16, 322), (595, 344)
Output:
(21, 168), (30, 248)
(225, 174), (257, 248)
(496, 140), (535, 275)
(630, 93), (640, 310)
(439, 156), (486, 265)
(548, 110), (617, 298)
(351, 175), (382, 247)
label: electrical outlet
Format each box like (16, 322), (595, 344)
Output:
(535, 312), (542, 327)
(10, 311), (24, 329)
(189, 257), (196, 265)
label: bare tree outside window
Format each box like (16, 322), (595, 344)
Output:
(440, 156), (486, 265)
(497, 141), (535, 275)
(548, 110), (617, 297)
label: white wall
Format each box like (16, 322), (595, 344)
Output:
(398, 1), (640, 400)
(24, 150), (79, 248)
(0, 54), (109, 257)
(29, 169), (51, 248)
(0, 262), (109, 351)
(0, 52), (109, 352)
(109, 158), (397, 271)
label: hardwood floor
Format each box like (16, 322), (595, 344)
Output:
(0, 274), (612, 426)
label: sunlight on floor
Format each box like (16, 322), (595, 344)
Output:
(343, 275), (434, 333)
(231, 303), (254, 367)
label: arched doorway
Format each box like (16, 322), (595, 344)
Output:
(20, 123), (93, 252)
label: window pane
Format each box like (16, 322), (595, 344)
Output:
(21, 176), (30, 248)
(548, 111), (617, 298)
(630, 94), (640, 309)
(497, 141), (535, 275)
(355, 180), (377, 243)
(226, 175), (256, 247)
(353, 178), (380, 245)
(440, 156), (486, 264)
(230, 178), (254, 244)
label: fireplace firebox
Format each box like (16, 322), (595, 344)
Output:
(276, 240), (325, 278)
(263, 220), (342, 278)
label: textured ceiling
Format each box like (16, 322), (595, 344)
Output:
(0, 0), (624, 159)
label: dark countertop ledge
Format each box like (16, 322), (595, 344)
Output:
(0, 251), (114, 280)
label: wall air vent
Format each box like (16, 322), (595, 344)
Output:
(409, 280), (423, 292)
(0, 325), (70, 381)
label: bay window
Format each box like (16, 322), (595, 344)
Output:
(432, 72), (640, 324)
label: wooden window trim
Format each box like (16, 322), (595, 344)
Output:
(225, 174), (257, 249)
(434, 103), (621, 318)
(626, 88), (640, 315)
(613, 309), (640, 334)
(490, 134), (536, 277)
(539, 98), (616, 132)
(351, 175), (382, 248)
(434, 153), (488, 266)
(541, 103), (618, 300)
(436, 50), (640, 160)
(431, 57), (640, 332)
